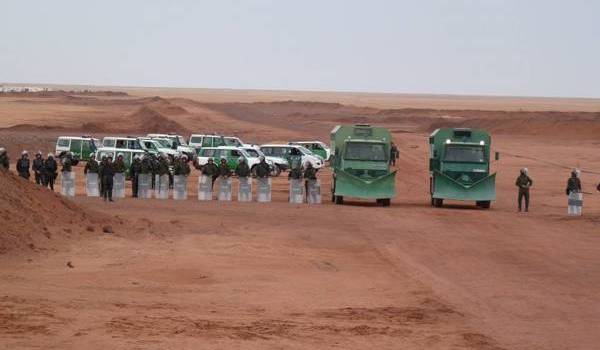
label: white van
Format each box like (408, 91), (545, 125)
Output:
(188, 134), (226, 149)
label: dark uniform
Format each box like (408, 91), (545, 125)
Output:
(255, 159), (270, 179)
(566, 173), (582, 195)
(389, 143), (399, 166)
(235, 160), (250, 177)
(113, 157), (126, 174)
(61, 156), (73, 173)
(288, 164), (303, 180)
(173, 158), (191, 176)
(303, 164), (318, 199)
(218, 160), (231, 178)
(84, 158), (100, 174)
(131, 157), (143, 197)
(100, 158), (115, 201)
(32, 154), (46, 185)
(16, 154), (31, 179)
(44, 156), (58, 190)
(515, 172), (533, 212)
(0, 150), (9, 171)
(201, 160), (217, 187)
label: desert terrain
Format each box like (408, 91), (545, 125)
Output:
(1, 88), (599, 350)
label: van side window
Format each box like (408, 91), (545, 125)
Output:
(116, 140), (126, 149)
(231, 150), (241, 157)
(104, 139), (116, 147)
(202, 137), (212, 147)
(57, 138), (70, 147)
(290, 148), (300, 156)
(70, 139), (82, 153)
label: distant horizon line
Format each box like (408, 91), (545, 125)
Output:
(2, 81), (600, 101)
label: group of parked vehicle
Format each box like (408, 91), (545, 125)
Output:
(53, 133), (330, 180)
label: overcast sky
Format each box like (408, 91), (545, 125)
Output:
(1, 0), (599, 97)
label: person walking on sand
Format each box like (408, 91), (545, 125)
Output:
(44, 154), (58, 191)
(16, 151), (31, 180)
(515, 168), (533, 212)
(32, 151), (46, 185)
(566, 169), (582, 195)
(389, 142), (399, 166)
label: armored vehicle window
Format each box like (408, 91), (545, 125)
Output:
(344, 142), (387, 161)
(444, 145), (485, 163)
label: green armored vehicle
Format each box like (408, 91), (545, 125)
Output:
(330, 124), (396, 206)
(429, 128), (496, 209)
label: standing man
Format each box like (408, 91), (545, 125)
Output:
(84, 153), (100, 175)
(16, 151), (31, 180)
(61, 152), (73, 173)
(100, 155), (115, 202)
(217, 158), (231, 178)
(113, 153), (126, 174)
(288, 159), (303, 180)
(32, 151), (46, 185)
(131, 155), (143, 198)
(566, 169), (582, 195)
(235, 157), (250, 178)
(0, 147), (9, 170)
(173, 155), (191, 176)
(303, 162), (318, 201)
(255, 156), (270, 179)
(44, 154), (58, 191)
(389, 142), (399, 166)
(202, 158), (219, 187)
(515, 168), (533, 212)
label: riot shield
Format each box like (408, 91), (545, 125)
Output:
(155, 175), (170, 199)
(238, 177), (252, 202)
(173, 175), (188, 200)
(307, 179), (322, 204)
(85, 173), (100, 197)
(138, 174), (152, 199)
(568, 192), (583, 216)
(218, 176), (232, 201)
(289, 178), (304, 203)
(256, 177), (272, 203)
(112, 173), (126, 199)
(198, 175), (213, 201)
(60, 171), (75, 197)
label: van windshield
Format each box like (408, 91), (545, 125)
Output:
(344, 142), (387, 161)
(444, 145), (485, 163)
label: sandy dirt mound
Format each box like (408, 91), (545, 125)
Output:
(0, 171), (111, 254)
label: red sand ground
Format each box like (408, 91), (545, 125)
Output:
(0, 91), (599, 350)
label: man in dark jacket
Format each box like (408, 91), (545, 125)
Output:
(131, 155), (143, 198)
(235, 157), (251, 178)
(255, 156), (270, 179)
(100, 155), (115, 202)
(0, 147), (8, 170)
(202, 158), (219, 187)
(16, 151), (31, 179)
(84, 153), (100, 175)
(61, 153), (73, 173)
(303, 162), (318, 200)
(173, 155), (191, 176)
(389, 142), (399, 166)
(566, 169), (582, 195)
(44, 154), (58, 190)
(32, 151), (46, 185)
(218, 158), (232, 178)
(114, 153), (126, 174)
(288, 160), (303, 180)
(515, 168), (533, 212)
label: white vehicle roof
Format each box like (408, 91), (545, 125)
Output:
(59, 136), (99, 141)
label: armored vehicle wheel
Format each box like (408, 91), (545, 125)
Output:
(377, 198), (391, 207)
(432, 198), (444, 207)
(334, 195), (344, 205)
(476, 200), (491, 209)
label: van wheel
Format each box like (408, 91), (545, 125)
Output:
(433, 198), (444, 207)
(270, 164), (281, 177)
(335, 195), (344, 205)
(476, 201), (491, 209)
